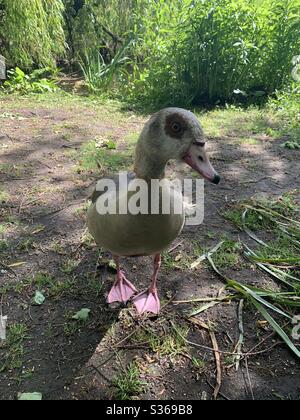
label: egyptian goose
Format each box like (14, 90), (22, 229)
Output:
(87, 108), (220, 314)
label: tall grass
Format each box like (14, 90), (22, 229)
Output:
(2, 0), (299, 108)
(268, 82), (300, 149)
(125, 0), (300, 109)
(210, 194), (300, 358)
(79, 40), (132, 94)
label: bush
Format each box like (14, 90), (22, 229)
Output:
(1, 67), (58, 95)
(124, 0), (300, 109)
(0, 0), (65, 69)
(268, 84), (300, 149)
(79, 40), (132, 94)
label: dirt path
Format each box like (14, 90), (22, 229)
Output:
(0, 94), (299, 400)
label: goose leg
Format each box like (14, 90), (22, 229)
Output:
(107, 256), (137, 304)
(133, 254), (161, 315)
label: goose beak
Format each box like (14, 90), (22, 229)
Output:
(183, 143), (220, 184)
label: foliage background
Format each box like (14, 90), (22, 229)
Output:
(0, 0), (299, 110)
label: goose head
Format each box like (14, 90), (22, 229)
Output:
(135, 107), (220, 184)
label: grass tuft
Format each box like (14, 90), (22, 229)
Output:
(112, 362), (145, 400)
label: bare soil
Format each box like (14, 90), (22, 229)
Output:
(0, 94), (299, 400)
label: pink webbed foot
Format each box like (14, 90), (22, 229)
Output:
(107, 271), (137, 304)
(133, 289), (161, 315)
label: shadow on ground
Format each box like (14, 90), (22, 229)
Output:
(0, 97), (299, 400)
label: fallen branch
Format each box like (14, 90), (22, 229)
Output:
(209, 331), (222, 400)
(234, 299), (244, 371)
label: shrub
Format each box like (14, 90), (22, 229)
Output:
(125, 0), (300, 109)
(1, 67), (58, 95)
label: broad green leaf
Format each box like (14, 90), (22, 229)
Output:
(72, 308), (91, 321)
(18, 392), (42, 401)
(250, 297), (300, 359)
(33, 291), (45, 306)
(189, 301), (220, 317)
(106, 140), (117, 150)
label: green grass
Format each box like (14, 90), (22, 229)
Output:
(162, 251), (192, 271)
(0, 188), (9, 202)
(254, 235), (300, 263)
(63, 308), (92, 337)
(29, 272), (75, 298)
(86, 274), (104, 297)
(71, 140), (133, 174)
(80, 231), (95, 249)
(214, 192), (300, 357)
(0, 324), (28, 373)
(112, 362), (145, 400)
(73, 201), (90, 218)
(0, 240), (9, 251)
(17, 238), (35, 252)
(191, 357), (207, 372)
(33, 272), (56, 288)
(0, 163), (33, 178)
(0, 224), (7, 235)
(198, 107), (280, 139)
(50, 240), (65, 254)
(0, 271), (75, 297)
(61, 259), (79, 275)
(63, 322), (81, 337)
(133, 323), (189, 358)
(224, 191), (299, 231)
(234, 137), (261, 146)
(212, 238), (242, 269)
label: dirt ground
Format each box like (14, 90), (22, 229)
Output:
(0, 93), (299, 400)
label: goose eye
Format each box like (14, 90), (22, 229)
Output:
(171, 122), (182, 133)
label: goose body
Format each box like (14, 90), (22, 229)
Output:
(87, 183), (185, 257)
(87, 108), (220, 314)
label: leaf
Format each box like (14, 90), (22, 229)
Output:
(8, 262), (26, 268)
(235, 283), (292, 320)
(33, 291), (45, 306)
(106, 140), (117, 150)
(15, 67), (25, 78)
(191, 241), (224, 269)
(72, 308), (91, 321)
(31, 226), (45, 235)
(242, 210), (268, 246)
(18, 392), (42, 401)
(108, 259), (117, 270)
(250, 297), (300, 359)
(189, 301), (220, 317)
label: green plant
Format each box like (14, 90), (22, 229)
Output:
(72, 140), (132, 173)
(2, 67), (58, 95)
(0, 188), (9, 202)
(124, 0), (300, 109)
(133, 323), (189, 357)
(61, 259), (79, 274)
(209, 194), (300, 358)
(268, 83), (300, 148)
(212, 238), (242, 269)
(79, 39), (132, 93)
(0, 240), (9, 251)
(112, 362), (145, 400)
(0, 324), (28, 372)
(0, 0), (65, 68)
(28, 272), (74, 298)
